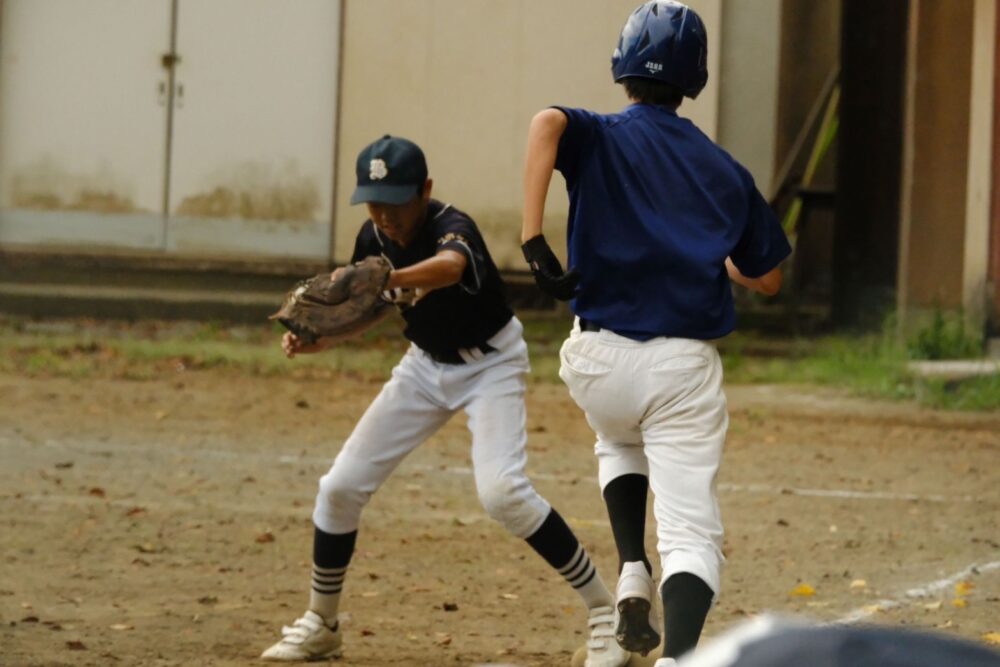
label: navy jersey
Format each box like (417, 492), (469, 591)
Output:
(350, 199), (513, 355)
(554, 104), (791, 341)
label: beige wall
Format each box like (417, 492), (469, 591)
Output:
(900, 0), (974, 312)
(963, 0), (996, 327)
(717, 0), (780, 194)
(333, 0), (722, 267)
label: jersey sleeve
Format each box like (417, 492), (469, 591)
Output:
(433, 212), (488, 294)
(552, 106), (602, 183)
(729, 169), (793, 279)
(349, 221), (382, 264)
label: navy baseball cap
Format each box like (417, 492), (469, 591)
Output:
(350, 135), (428, 205)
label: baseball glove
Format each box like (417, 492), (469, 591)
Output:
(270, 255), (392, 344)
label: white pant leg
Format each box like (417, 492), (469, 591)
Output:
(559, 329), (648, 489)
(312, 351), (453, 534)
(559, 326), (727, 596)
(640, 347), (727, 597)
(457, 322), (551, 539)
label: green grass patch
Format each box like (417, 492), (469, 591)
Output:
(1, 313), (997, 411)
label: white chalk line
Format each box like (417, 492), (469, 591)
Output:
(0, 435), (983, 505)
(835, 560), (1000, 624)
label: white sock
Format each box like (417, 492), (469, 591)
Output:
(558, 544), (614, 609)
(309, 564), (346, 626)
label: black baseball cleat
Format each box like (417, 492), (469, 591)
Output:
(616, 596), (662, 656)
(615, 561), (662, 656)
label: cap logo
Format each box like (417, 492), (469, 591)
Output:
(645, 61), (663, 74)
(369, 159), (388, 181)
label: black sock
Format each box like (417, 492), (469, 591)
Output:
(525, 509), (609, 608)
(602, 473), (652, 574)
(310, 526), (357, 628)
(526, 509), (580, 567)
(313, 525), (356, 568)
(661, 572), (714, 659)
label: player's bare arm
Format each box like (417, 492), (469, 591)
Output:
(520, 108), (579, 301)
(521, 108), (568, 242)
(725, 257), (783, 296)
(386, 248), (467, 291)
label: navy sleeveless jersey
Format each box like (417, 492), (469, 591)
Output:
(554, 104), (791, 341)
(350, 199), (513, 355)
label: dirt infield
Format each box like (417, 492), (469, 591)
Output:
(1, 369), (998, 666)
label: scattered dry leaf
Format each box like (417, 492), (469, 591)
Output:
(982, 632), (1000, 646)
(255, 532), (275, 544)
(500, 593), (519, 600)
(65, 640), (87, 650)
(789, 584), (815, 597)
(955, 581), (975, 596)
(109, 623), (133, 631)
(951, 598), (968, 608)
(849, 579), (866, 590)
(923, 601), (943, 611)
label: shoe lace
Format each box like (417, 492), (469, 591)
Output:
(586, 605), (617, 650)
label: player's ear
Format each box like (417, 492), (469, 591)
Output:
(421, 178), (433, 202)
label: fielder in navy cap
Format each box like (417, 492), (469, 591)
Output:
(350, 134), (428, 206)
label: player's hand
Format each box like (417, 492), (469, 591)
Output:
(521, 234), (580, 301)
(281, 331), (329, 359)
(329, 266), (348, 282)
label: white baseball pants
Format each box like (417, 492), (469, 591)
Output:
(313, 317), (551, 539)
(558, 320), (728, 596)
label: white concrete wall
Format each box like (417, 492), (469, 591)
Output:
(334, 0), (722, 267)
(717, 0), (781, 195)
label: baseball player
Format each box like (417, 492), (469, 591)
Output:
(260, 135), (630, 667)
(519, 2), (791, 666)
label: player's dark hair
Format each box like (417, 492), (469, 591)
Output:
(620, 77), (683, 109)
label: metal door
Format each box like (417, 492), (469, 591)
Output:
(0, 0), (172, 249)
(166, 0), (340, 259)
(0, 0), (341, 261)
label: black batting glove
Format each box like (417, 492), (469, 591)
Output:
(521, 234), (580, 301)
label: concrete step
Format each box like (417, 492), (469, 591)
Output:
(0, 281), (283, 324)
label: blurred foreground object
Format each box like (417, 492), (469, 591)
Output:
(680, 614), (1000, 667)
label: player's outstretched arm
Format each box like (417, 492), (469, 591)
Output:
(387, 249), (468, 292)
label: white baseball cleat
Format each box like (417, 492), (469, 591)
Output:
(585, 605), (631, 667)
(615, 561), (661, 656)
(260, 610), (342, 662)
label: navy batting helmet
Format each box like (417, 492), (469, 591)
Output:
(611, 1), (708, 99)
